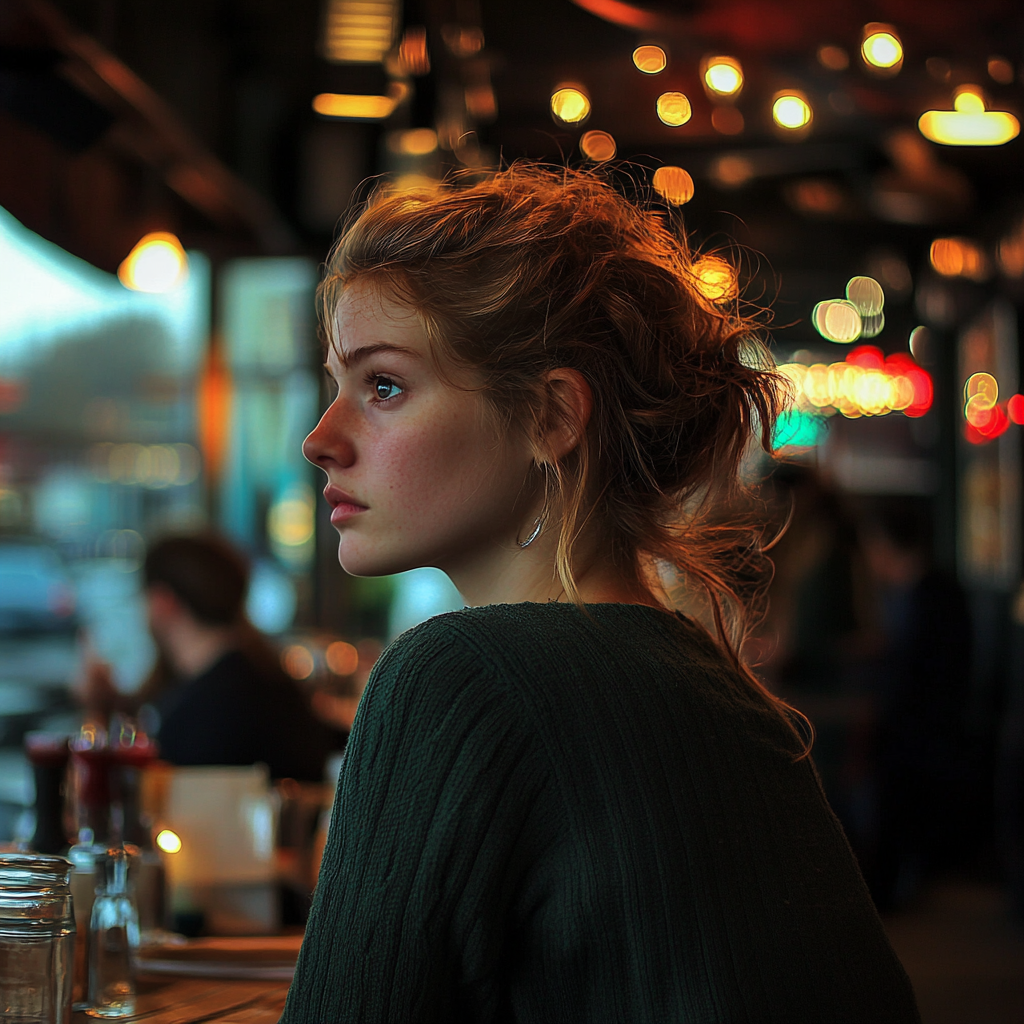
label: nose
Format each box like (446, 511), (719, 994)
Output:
(302, 398), (356, 472)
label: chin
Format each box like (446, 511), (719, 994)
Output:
(336, 536), (420, 579)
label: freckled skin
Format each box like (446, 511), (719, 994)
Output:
(302, 279), (537, 583)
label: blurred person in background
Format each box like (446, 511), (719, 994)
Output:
(81, 532), (331, 782)
(756, 464), (877, 864)
(860, 498), (973, 910)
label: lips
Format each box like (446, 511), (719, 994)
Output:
(324, 485), (368, 524)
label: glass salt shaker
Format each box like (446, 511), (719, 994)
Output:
(86, 846), (139, 1019)
(0, 853), (76, 1024)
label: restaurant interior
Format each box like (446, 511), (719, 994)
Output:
(0, 0), (1023, 1019)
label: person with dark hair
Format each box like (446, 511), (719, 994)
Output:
(281, 165), (919, 1023)
(83, 533), (330, 782)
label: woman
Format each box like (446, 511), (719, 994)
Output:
(283, 166), (919, 1023)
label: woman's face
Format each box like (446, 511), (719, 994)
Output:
(303, 277), (537, 581)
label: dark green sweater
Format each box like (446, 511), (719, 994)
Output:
(282, 603), (919, 1023)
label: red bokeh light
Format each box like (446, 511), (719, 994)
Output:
(1008, 394), (1024, 425)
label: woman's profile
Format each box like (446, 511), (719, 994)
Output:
(283, 165), (920, 1023)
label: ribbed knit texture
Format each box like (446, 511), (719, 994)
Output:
(282, 603), (920, 1023)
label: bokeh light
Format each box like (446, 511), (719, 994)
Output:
(861, 26), (903, 70)
(711, 107), (744, 135)
(580, 130), (617, 162)
(326, 640), (360, 676)
(632, 45), (667, 74)
(845, 276), (885, 317)
(387, 128), (438, 155)
(919, 88), (1020, 146)
(652, 166), (694, 205)
(282, 645), (315, 680)
(703, 57), (743, 97)
(118, 233), (188, 293)
(313, 92), (398, 120)
(656, 92), (692, 127)
(988, 57), (1014, 85)
(779, 347), (932, 424)
(812, 299), (862, 343)
(1008, 394), (1024, 424)
(817, 45), (849, 71)
(772, 92), (812, 130)
(550, 86), (591, 124)
(930, 237), (989, 280)
(693, 256), (738, 303)
(156, 829), (182, 854)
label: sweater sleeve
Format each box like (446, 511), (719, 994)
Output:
(280, 616), (551, 1024)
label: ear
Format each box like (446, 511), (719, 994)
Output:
(537, 368), (592, 463)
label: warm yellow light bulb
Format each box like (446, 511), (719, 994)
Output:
(773, 92), (812, 130)
(550, 87), (591, 124)
(656, 92), (691, 127)
(580, 130), (617, 162)
(118, 233), (188, 293)
(652, 166), (694, 205)
(862, 31), (903, 69)
(704, 57), (743, 97)
(632, 45), (667, 74)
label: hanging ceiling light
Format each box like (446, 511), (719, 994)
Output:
(919, 87), (1020, 146)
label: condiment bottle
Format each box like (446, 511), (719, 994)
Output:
(86, 845), (139, 1019)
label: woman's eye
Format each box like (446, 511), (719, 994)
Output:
(373, 377), (403, 402)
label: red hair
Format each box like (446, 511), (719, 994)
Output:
(321, 164), (803, 739)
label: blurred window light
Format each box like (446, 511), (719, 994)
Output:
(550, 86), (590, 124)
(326, 640), (359, 676)
(656, 92), (691, 127)
(846, 276), (885, 316)
(282, 645), (315, 680)
(861, 25), (903, 70)
(772, 92), (811, 130)
(817, 45), (849, 71)
(652, 166), (694, 205)
(580, 130), (616, 162)
(919, 88), (1019, 146)
(703, 56), (743, 96)
(711, 107), (744, 135)
(118, 233), (188, 293)
(812, 299), (862, 343)
(988, 56), (1014, 85)
(632, 45), (666, 74)
(322, 0), (398, 63)
(930, 237), (989, 280)
(313, 92), (398, 121)
(692, 256), (737, 303)
(387, 128), (438, 155)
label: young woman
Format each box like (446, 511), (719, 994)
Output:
(283, 166), (919, 1023)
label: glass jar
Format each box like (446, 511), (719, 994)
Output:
(0, 853), (76, 1024)
(86, 847), (139, 1020)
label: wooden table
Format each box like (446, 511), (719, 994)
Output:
(71, 976), (290, 1024)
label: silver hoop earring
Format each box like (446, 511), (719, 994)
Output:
(517, 511), (546, 549)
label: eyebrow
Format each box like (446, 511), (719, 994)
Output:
(334, 342), (421, 370)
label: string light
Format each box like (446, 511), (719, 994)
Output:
(656, 92), (692, 127)
(632, 45), (667, 74)
(861, 24), (903, 71)
(580, 130), (617, 161)
(652, 166), (694, 205)
(550, 86), (591, 124)
(703, 56), (743, 97)
(772, 91), (812, 130)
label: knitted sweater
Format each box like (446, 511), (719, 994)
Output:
(282, 603), (919, 1023)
